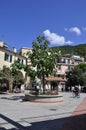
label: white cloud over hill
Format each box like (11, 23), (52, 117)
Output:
(43, 29), (73, 45)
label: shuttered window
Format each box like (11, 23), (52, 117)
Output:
(4, 53), (12, 62)
(18, 58), (23, 64)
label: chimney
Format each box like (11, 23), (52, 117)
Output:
(0, 41), (4, 47)
(13, 47), (17, 53)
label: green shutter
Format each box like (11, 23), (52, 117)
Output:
(22, 59), (23, 64)
(4, 53), (7, 61)
(18, 58), (20, 63)
(10, 55), (12, 62)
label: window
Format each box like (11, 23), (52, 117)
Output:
(4, 53), (12, 62)
(58, 74), (61, 77)
(18, 58), (23, 64)
(68, 59), (70, 64)
(58, 65), (61, 70)
(63, 59), (66, 63)
(61, 58), (66, 63)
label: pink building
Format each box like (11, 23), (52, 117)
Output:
(56, 55), (84, 91)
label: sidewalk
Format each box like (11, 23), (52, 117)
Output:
(60, 96), (86, 130)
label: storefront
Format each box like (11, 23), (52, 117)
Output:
(45, 76), (67, 91)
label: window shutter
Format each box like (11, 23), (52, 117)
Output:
(4, 53), (7, 61)
(22, 59), (23, 64)
(10, 55), (12, 62)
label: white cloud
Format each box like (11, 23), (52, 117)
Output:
(66, 40), (73, 44)
(43, 29), (73, 45)
(69, 27), (81, 36)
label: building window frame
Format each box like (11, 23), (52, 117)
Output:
(4, 53), (12, 62)
(18, 58), (23, 64)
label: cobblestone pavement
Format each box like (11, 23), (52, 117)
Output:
(0, 92), (86, 130)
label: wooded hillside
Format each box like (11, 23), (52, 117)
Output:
(52, 44), (86, 59)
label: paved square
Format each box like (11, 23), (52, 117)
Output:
(0, 92), (86, 129)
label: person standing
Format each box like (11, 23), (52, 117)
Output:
(78, 84), (81, 93)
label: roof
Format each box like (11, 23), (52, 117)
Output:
(0, 46), (27, 59)
(45, 76), (67, 82)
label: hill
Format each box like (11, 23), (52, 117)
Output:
(52, 44), (86, 57)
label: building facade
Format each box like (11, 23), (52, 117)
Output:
(0, 41), (85, 92)
(55, 56), (84, 91)
(0, 41), (27, 77)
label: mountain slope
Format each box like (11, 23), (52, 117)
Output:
(52, 44), (86, 56)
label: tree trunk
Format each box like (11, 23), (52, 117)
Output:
(29, 78), (33, 89)
(42, 74), (45, 94)
(8, 79), (13, 93)
(25, 72), (28, 82)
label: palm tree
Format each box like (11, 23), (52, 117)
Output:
(0, 65), (24, 92)
(0, 66), (14, 92)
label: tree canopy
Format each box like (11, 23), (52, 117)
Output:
(27, 36), (60, 93)
(75, 63), (86, 73)
(66, 63), (86, 88)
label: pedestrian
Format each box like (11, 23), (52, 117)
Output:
(78, 84), (81, 93)
(21, 84), (25, 92)
(73, 86), (80, 97)
(72, 86), (75, 92)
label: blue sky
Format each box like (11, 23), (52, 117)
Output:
(0, 0), (86, 50)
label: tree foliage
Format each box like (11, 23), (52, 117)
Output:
(24, 65), (36, 80)
(28, 36), (60, 93)
(66, 68), (82, 86)
(11, 61), (24, 82)
(11, 60), (24, 71)
(0, 65), (24, 92)
(76, 46), (86, 58)
(0, 66), (14, 92)
(75, 63), (86, 72)
(66, 64), (86, 87)
(52, 43), (86, 59)
(1, 66), (13, 80)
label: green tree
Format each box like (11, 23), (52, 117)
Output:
(75, 63), (86, 72)
(23, 65), (36, 81)
(11, 60), (36, 89)
(11, 60), (24, 83)
(0, 66), (14, 92)
(75, 63), (86, 87)
(12, 70), (24, 84)
(76, 46), (86, 61)
(0, 65), (24, 92)
(23, 65), (36, 88)
(11, 60), (24, 71)
(66, 67), (85, 90)
(28, 36), (60, 93)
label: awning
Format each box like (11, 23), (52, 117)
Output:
(45, 76), (67, 82)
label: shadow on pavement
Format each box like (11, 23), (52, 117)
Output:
(0, 95), (24, 101)
(0, 111), (86, 130)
